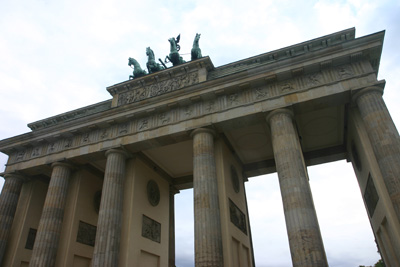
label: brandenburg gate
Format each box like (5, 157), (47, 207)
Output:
(0, 28), (399, 266)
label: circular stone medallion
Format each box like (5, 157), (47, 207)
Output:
(231, 165), (240, 193)
(147, 180), (160, 206)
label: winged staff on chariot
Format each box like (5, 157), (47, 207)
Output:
(128, 33), (202, 80)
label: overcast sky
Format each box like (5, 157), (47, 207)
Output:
(1, 0), (399, 266)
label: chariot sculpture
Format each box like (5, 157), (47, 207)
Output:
(128, 33), (203, 79)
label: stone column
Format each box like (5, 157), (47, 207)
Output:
(169, 186), (179, 267)
(191, 128), (223, 267)
(0, 173), (25, 264)
(92, 149), (129, 267)
(353, 86), (400, 221)
(29, 162), (73, 267)
(266, 109), (328, 267)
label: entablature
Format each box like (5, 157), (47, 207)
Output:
(0, 29), (386, 175)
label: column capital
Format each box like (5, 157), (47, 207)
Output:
(265, 108), (294, 124)
(3, 173), (28, 182)
(51, 162), (74, 170)
(352, 86), (384, 103)
(190, 127), (216, 138)
(169, 185), (180, 195)
(105, 148), (130, 159)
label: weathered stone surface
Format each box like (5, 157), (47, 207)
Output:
(29, 162), (73, 267)
(0, 174), (25, 264)
(267, 109), (328, 267)
(92, 149), (129, 267)
(353, 86), (400, 221)
(191, 128), (224, 267)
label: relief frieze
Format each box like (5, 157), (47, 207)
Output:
(138, 118), (149, 131)
(229, 198), (247, 235)
(142, 215), (161, 243)
(76, 221), (97, 247)
(280, 82), (295, 92)
(31, 147), (41, 158)
(228, 93), (240, 106)
(117, 72), (199, 106)
(118, 123), (129, 135)
(47, 142), (57, 153)
(8, 63), (365, 165)
(159, 113), (171, 125)
(64, 138), (73, 148)
(305, 73), (322, 87)
(337, 64), (354, 79)
(82, 133), (90, 143)
(15, 150), (26, 162)
(254, 87), (269, 99)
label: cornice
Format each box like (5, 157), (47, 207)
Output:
(0, 29), (385, 159)
(2, 61), (380, 168)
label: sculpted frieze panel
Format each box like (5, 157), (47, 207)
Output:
(76, 221), (97, 247)
(254, 87), (269, 99)
(15, 150), (26, 162)
(142, 215), (161, 243)
(159, 112), (171, 126)
(100, 129), (109, 140)
(64, 138), (73, 148)
(117, 72), (199, 107)
(8, 64), (366, 165)
(183, 106), (194, 117)
(118, 123), (129, 135)
(337, 64), (354, 79)
(138, 118), (149, 131)
(25, 228), (37, 250)
(228, 93), (241, 107)
(31, 147), (41, 158)
(280, 81), (295, 92)
(305, 72), (322, 87)
(204, 100), (216, 113)
(229, 198), (247, 235)
(81, 133), (90, 144)
(47, 142), (57, 153)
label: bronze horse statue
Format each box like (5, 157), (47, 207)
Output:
(128, 57), (146, 79)
(165, 34), (185, 66)
(146, 47), (164, 74)
(191, 33), (202, 60)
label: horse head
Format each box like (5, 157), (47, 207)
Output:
(128, 57), (134, 66)
(146, 47), (154, 58)
(168, 37), (177, 52)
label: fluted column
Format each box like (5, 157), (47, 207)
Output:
(169, 186), (179, 267)
(267, 109), (327, 267)
(92, 149), (129, 267)
(191, 128), (223, 267)
(353, 87), (400, 221)
(0, 173), (25, 263)
(29, 162), (73, 267)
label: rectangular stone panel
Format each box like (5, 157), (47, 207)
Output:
(25, 228), (37, 250)
(73, 255), (91, 267)
(364, 174), (379, 218)
(231, 237), (240, 267)
(229, 198), (247, 235)
(76, 221), (97, 247)
(139, 250), (160, 267)
(142, 214), (161, 243)
(242, 244), (251, 267)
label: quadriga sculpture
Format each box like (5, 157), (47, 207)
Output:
(146, 47), (165, 74)
(191, 33), (202, 60)
(128, 57), (146, 80)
